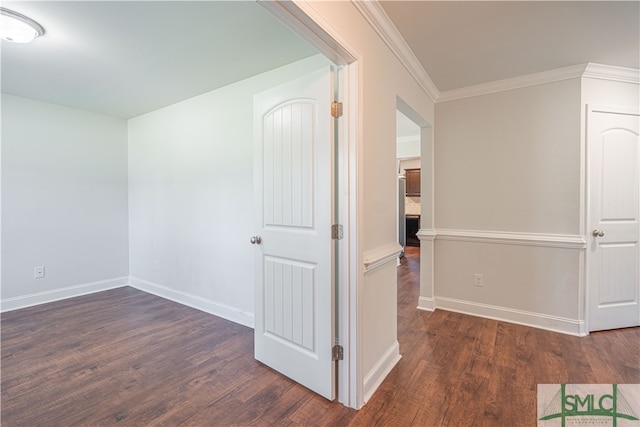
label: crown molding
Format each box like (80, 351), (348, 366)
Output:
(350, 1), (638, 104)
(437, 64), (588, 103)
(351, 0), (439, 103)
(437, 62), (640, 103)
(583, 63), (640, 84)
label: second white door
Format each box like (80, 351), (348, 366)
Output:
(587, 105), (640, 331)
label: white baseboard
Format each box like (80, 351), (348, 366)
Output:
(0, 276), (128, 312)
(435, 297), (586, 337)
(417, 296), (435, 311)
(362, 341), (402, 404)
(129, 276), (254, 329)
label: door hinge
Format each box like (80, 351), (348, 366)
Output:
(332, 344), (344, 361)
(331, 224), (343, 240)
(331, 101), (343, 118)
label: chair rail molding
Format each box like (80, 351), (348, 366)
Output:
(416, 228), (436, 241)
(432, 229), (586, 249)
(363, 242), (403, 273)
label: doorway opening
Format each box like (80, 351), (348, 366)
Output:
(396, 109), (422, 261)
(258, 1), (359, 408)
(396, 97), (435, 313)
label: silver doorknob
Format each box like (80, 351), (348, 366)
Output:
(592, 229), (605, 237)
(250, 236), (262, 244)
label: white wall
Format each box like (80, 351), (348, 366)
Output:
(436, 79), (582, 234)
(396, 137), (420, 159)
(582, 74), (640, 110)
(396, 110), (421, 159)
(127, 55), (330, 328)
(434, 78), (585, 334)
(431, 70), (639, 335)
(1, 95), (129, 310)
(299, 1), (435, 407)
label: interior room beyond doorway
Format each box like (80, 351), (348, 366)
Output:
(396, 109), (422, 255)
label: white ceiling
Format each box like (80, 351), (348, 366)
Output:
(2, 1), (638, 118)
(0, 1), (317, 118)
(381, 1), (640, 92)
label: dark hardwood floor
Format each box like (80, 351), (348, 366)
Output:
(2, 246), (638, 426)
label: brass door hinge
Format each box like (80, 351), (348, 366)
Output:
(331, 101), (343, 118)
(331, 224), (343, 240)
(332, 345), (344, 361)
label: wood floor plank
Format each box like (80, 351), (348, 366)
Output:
(2, 246), (638, 426)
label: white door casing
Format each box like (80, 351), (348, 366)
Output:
(587, 105), (640, 331)
(253, 66), (335, 400)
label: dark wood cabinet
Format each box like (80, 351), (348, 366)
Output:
(405, 168), (421, 196)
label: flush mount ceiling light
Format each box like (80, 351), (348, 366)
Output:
(1, 7), (45, 43)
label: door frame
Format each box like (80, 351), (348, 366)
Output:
(584, 103), (640, 333)
(258, 1), (362, 408)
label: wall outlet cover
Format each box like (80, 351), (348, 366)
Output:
(474, 273), (484, 287)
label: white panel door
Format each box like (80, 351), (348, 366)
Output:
(253, 67), (335, 399)
(588, 106), (640, 331)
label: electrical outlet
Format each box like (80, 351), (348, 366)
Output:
(34, 266), (45, 279)
(153, 259), (159, 272)
(474, 273), (484, 287)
